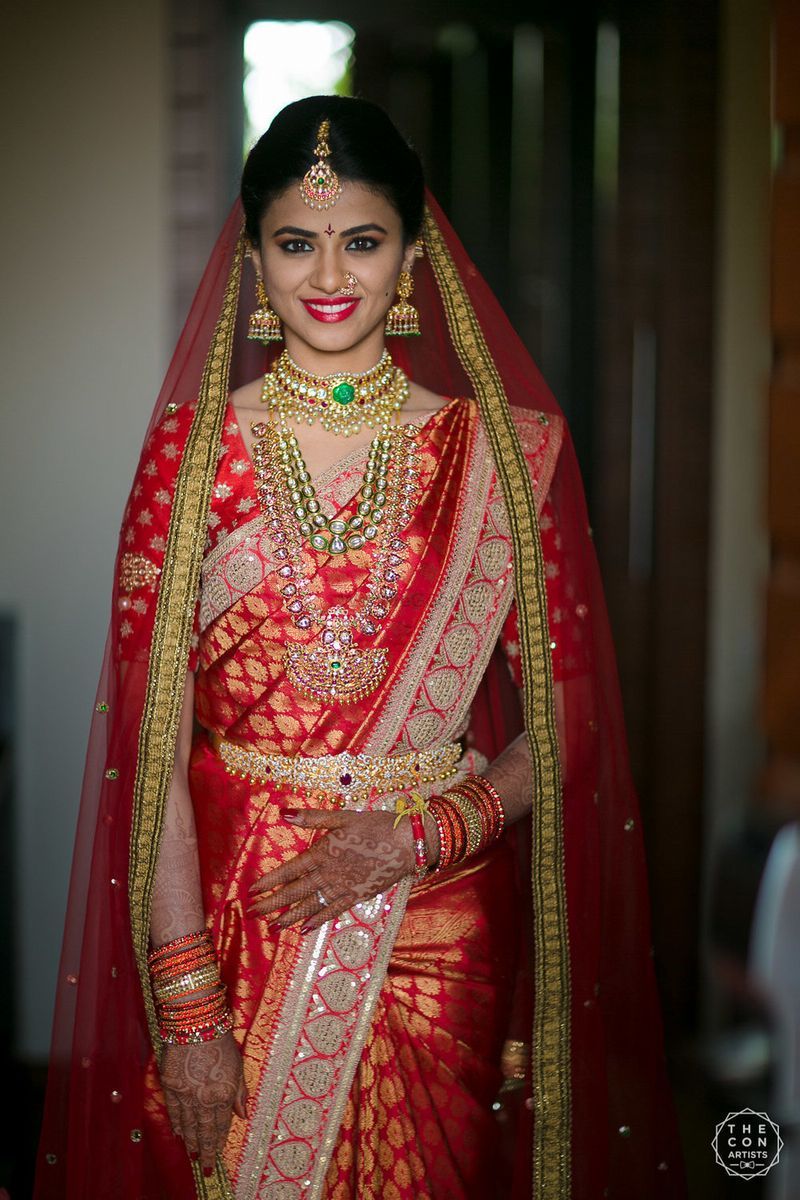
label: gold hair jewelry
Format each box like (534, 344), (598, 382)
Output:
(385, 269), (420, 336)
(300, 119), (342, 210)
(248, 276), (282, 343)
(260, 349), (407, 438)
(339, 271), (358, 296)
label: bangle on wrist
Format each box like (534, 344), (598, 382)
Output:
(148, 929), (233, 1045)
(428, 775), (505, 872)
(394, 791), (431, 881)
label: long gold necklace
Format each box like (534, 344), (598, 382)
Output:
(261, 353), (410, 554)
(249, 417), (420, 702)
(261, 349), (408, 438)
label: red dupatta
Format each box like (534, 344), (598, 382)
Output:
(34, 190), (686, 1199)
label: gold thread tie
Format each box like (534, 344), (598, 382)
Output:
(393, 790), (430, 828)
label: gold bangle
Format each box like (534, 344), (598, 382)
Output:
(446, 791), (483, 856)
(152, 965), (220, 1001)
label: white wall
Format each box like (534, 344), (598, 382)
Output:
(703, 0), (771, 1018)
(0, 0), (169, 1057)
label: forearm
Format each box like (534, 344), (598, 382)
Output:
(482, 681), (566, 825)
(484, 731), (534, 825)
(149, 672), (206, 947)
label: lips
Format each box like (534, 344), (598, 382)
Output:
(301, 297), (361, 323)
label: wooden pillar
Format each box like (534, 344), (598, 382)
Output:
(764, 0), (800, 815)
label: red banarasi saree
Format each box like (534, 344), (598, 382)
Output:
(35, 198), (686, 1199)
(127, 393), (558, 1196)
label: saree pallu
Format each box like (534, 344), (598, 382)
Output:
(135, 392), (560, 1198)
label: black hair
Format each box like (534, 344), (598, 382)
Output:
(240, 95), (425, 248)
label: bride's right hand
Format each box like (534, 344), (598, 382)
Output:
(160, 1031), (248, 1176)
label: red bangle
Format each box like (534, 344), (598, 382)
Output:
(148, 931), (208, 963)
(428, 776), (506, 872)
(409, 811), (428, 878)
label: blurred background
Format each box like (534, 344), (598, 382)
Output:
(1, 0), (798, 1195)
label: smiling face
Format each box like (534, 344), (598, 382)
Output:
(252, 180), (415, 374)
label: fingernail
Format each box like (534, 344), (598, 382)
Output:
(268, 920), (283, 934)
(190, 1152), (199, 1162)
(300, 923), (314, 934)
(204, 1166), (214, 1177)
(280, 807), (299, 820)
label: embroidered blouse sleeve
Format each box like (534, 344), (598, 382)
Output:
(499, 409), (589, 687)
(500, 492), (590, 687)
(116, 404), (201, 672)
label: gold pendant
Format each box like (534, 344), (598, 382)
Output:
(284, 608), (387, 702)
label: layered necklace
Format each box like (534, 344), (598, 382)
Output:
(250, 352), (420, 703)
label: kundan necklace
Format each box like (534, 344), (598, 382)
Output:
(249, 412), (420, 702)
(260, 351), (410, 555)
(261, 348), (408, 438)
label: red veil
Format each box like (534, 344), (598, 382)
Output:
(34, 191), (686, 1198)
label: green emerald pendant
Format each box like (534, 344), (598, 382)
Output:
(332, 382), (355, 406)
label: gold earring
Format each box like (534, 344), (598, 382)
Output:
(385, 269), (420, 337)
(248, 277), (283, 343)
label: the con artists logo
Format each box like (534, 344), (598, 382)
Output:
(712, 1108), (783, 1178)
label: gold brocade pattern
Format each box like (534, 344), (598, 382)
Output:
(388, 411), (561, 758)
(128, 232), (246, 1200)
(207, 403), (523, 1199)
(322, 845), (519, 1198)
(425, 209), (571, 1198)
(366, 406), (494, 756)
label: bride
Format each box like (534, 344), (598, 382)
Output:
(35, 94), (685, 1199)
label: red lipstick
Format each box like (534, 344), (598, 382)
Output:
(301, 297), (361, 323)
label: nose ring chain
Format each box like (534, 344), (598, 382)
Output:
(339, 272), (358, 296)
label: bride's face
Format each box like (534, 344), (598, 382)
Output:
(253, 180), (414, 367)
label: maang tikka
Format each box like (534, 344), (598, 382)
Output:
(300, 119), (342, 210)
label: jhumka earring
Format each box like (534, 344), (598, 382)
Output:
(248, 276), (282, 343)
(385, 269), (420, 337)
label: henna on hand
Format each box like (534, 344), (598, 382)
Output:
(160, 1032), (246, 1174)
(484, 732), (533, 826)
(247, 808), (417, 933)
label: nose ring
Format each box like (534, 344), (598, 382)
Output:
(339, 272), (358, 296)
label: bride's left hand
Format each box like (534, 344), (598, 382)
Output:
(246, 807), (416, 933)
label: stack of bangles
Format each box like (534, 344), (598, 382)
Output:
(395, 775), (506, 880)
(148, 931), (233, 1045)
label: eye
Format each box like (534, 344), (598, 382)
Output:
(278, 239), (314, 254)
(346, 236), (379, 252)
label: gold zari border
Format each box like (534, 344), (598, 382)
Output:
(128, 233), (245, 1200)
(425, 209), (571, 1199)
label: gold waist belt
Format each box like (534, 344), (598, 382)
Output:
(211, 732), (461, 803)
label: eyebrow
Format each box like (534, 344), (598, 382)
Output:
(271, 223), (389, 238)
